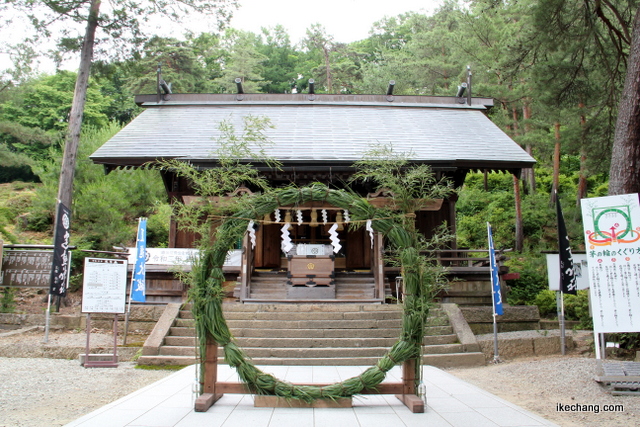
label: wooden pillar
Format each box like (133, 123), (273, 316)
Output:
(240, 232), (252, 301)
(374, 232), (384, 300)
(194, 337), (223, 412)
(395, 358), (425, 413)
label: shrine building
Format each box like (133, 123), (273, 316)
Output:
(90, 86), (535, 304)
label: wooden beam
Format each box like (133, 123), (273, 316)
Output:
(195, 393), (224, 412)
(395, 393), (425, 413)
(254, 396), (352, 408)
(215, 381), (404, 395)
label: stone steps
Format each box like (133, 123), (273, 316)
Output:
(164, 334), (458, 347)
(137, 302), (485, 368)
(243, 272), (383, 300)
(138, 352), (486, 368)
(157, 343), (467, 358)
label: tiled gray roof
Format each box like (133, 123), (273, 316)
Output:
(90, 100), (535, 170)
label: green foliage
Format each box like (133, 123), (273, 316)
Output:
(564, 291), (593, 329)
(609, 333), (640, 353)
(534, 289), (592, 329)
(124, 36), (216, 95)
(534, 290), (558, 318)
(146, 203), (171, 247)
(351, 144), (454, 214)
(159, 115), (278, 237)
(505, 253), (548, 305)
(27, 123), (167, 250)
(0, 287), (16, 313)
(0, 71), (111, 132)
(213, 30), (270, 93)
(256, 25), (299, 94)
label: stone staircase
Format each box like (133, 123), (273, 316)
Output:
(236, 271), (387, 301)
(137, 303), (485, 368)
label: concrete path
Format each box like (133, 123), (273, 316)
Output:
(64, 365), (559, 427)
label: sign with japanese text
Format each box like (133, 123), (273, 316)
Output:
(546, 254), (590, 291)
(1, 250), (54, 288)
(131, 218), (147, 303)
(49, 202), (71, 296)
(82, 258), (127, 314)
(125, 248), (241, 267)
(581, 193), (640, 333)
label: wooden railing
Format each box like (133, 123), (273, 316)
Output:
(384, 248), (512, 274)
(430, 248), (512, 268)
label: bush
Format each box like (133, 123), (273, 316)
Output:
(533, 289), (593, 329)
(505, 253), (548, 305)
(0, 287), (16, 313)
(564, 290), (592, 329)
(28, 123), (166, 250)
(534, 289), (557, 317)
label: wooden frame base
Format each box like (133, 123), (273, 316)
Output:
(194, 339), (425, 413)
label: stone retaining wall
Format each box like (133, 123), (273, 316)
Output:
(0, 305), (166, 333)
(460, 305), (541, 334)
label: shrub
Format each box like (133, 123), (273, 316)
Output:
(534, 289), (557, 317)
(505, 253), (548, 305)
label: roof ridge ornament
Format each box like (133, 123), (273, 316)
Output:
(307, 79), (315, 101)
(235, 77), (244, 101)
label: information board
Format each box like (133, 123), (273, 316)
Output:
(1, 250), (54, 288)
(81, 258), (127, 314)
(581, 193), (640, 333)
(546, 253), (590, 291)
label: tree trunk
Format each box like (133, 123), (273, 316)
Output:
(551, 121), (561, 205)
(513, 174), (523, 251)
(55, 0), (101, 210)
(522, 101), (536, 194)
(323, 46), (333, 93)
(609, 7), (640, 195)
(577, 103), (588, 205)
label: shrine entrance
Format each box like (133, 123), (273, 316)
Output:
(237, 204), (386, 303)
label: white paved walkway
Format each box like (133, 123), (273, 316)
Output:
(64, 365), (558, 427)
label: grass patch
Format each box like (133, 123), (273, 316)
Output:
(120, 341), (145, 348)
(135, 364), (186, 371)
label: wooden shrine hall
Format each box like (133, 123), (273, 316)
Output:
(90, 86), (535, 304)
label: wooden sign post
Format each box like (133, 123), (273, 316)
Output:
(81, 257), (128, 368)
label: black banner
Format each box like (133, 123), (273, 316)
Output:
(49, 202), (71, 296)
(556, 196), (577, 295)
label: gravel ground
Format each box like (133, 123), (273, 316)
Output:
(447, 356), (639, 427)
(0, 358), (176, 427)
(1, 328), (638, 427)
(0, 329), (176, 427)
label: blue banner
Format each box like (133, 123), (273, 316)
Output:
(487, 222), (503, 316)
(131, 218), (147, 303)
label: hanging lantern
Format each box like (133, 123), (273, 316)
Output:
(336, 210), (344, 231)
(309, 209), (319, 227)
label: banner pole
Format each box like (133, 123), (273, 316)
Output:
(123, 250), (136, 346)
(492, 312), (499, 362)
(559, 291), (566, 355)
(43, 294), (52, 343)
(487, 222), (502, 363)
(124, 217), (145, 345)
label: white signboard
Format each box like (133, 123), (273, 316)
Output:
(82, 258), (128, 314)
(546, 254), (590, 291)
(581, 194), (640, 333)
(126, 248), (241, 267)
